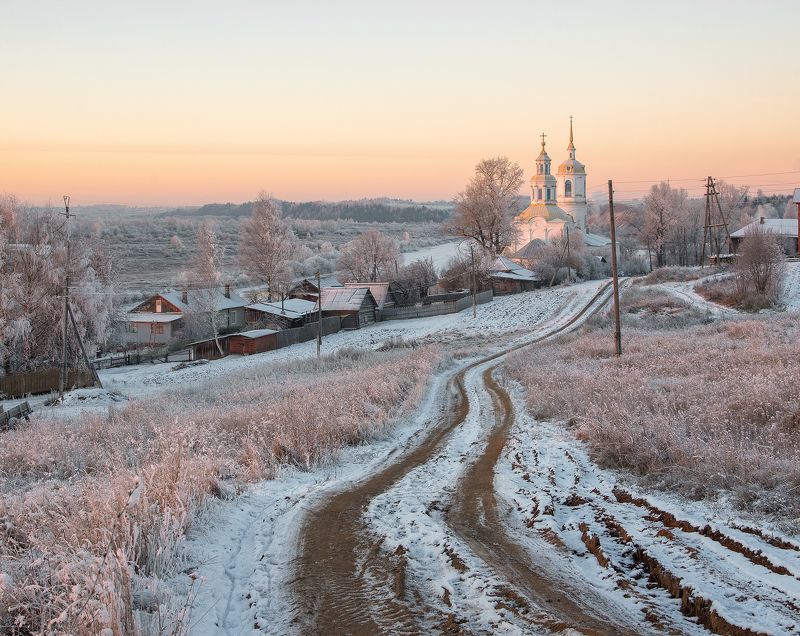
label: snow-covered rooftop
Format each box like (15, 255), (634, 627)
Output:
(344, 282), (391, 309)
(236, 328), (278, 339)
(731, 218), (798, 238)
(247, 298), (318, 319)
(320, 287), (372, 311)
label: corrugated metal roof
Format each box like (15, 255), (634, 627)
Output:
(246, 298), (318, 319)
(344, 282), (390, 309)
(320, 287), (372, 311)
(731, 218), (798, 238)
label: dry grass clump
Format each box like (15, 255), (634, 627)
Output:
(0, 345), (441, 634)
(505, 304), (800, 527)
(636, 265), (715, 285)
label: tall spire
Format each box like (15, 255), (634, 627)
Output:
(567, 116), (576, 158)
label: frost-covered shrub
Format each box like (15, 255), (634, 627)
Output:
(505, 314), (800, 525)
(0, 345), (441, 634)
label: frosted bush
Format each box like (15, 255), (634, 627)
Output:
(0, 345), (441, 634)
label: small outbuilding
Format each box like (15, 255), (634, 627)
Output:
(320, 287), (378, 329)
(228, 329), (279, 355)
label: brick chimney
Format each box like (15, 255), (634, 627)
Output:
(224, 283), (231, 299)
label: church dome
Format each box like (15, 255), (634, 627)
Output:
(557, 157), (585, 174)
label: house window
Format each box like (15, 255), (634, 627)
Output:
(155, 299), (162, 313)
(565, 180), (572, 197)
(125, 322), (137, 333)
(151, 324), (164, 335)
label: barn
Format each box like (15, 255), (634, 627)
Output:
(320, 287), (378, 329)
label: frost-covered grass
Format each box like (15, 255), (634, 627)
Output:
(636, 265), (717, 286)
(505, 289), (800, 527)
(0, 345), (441, 634)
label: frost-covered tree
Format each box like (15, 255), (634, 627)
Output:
(643, 182), (688, 268)
(446, 157), (524, 256)
(0, 197), (113, 374)
(338, 230), (401, 282)
(238, 192), (295, 300)
(183, 222), (224, 354)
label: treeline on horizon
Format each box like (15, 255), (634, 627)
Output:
(163, 199), (454, 223)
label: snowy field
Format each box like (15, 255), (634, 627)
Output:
(401, 241), (461, 270)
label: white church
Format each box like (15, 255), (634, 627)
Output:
(511, 118), (611, 259)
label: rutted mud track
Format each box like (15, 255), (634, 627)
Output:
(292, 283), (617, 634)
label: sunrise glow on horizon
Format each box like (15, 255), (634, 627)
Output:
(2, 0), (799, 207)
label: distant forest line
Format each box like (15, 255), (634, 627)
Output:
(163, 199), (455, 223)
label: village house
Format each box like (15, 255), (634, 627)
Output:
(488, 256), (540, 295)
(320, 287), (378, 329)
(245, 298), (319, 330)
(121, 284), (247, 347)
(730, 217), (799, 257)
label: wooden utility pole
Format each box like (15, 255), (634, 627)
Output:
(59, 196), (72, 399)
(316, 269), (322, 358)
(701, 176), (732, 266)
(608, 181), (622, 356)
(469, 243), (477, 318)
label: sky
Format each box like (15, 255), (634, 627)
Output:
(2, 0), (799, 206)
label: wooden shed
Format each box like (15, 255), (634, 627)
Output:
(320, 287), (377, 329)
(228, 329), (279, 355)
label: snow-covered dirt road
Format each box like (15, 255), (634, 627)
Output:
(180, 279), (799, 635)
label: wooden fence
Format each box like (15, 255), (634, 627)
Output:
(0, 368), (97, 399)
(92, 349), (191, 370)
(381, 290), (493, 321)
(275, 316), (342, 349)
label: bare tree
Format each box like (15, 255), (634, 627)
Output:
(239, 192), (296, 300)
(338, 230), (400, 282)
(735, 224), (785, 308)
(446, 157), (524, 256)
(392, 257), (438, 304)
(438, 251), (491, 292)
(184, 222), (224, 355)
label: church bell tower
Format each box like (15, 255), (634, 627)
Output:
(556, 116), (588, 232)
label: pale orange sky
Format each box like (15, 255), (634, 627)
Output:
(2, 1), (799, 206)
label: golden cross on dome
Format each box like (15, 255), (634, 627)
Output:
(540, 132), (547, 147)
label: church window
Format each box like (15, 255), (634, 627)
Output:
(537, 188), (542, 200)
(565, 180), (572, 197)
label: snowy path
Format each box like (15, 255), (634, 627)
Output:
(175, 278), (799, 634)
